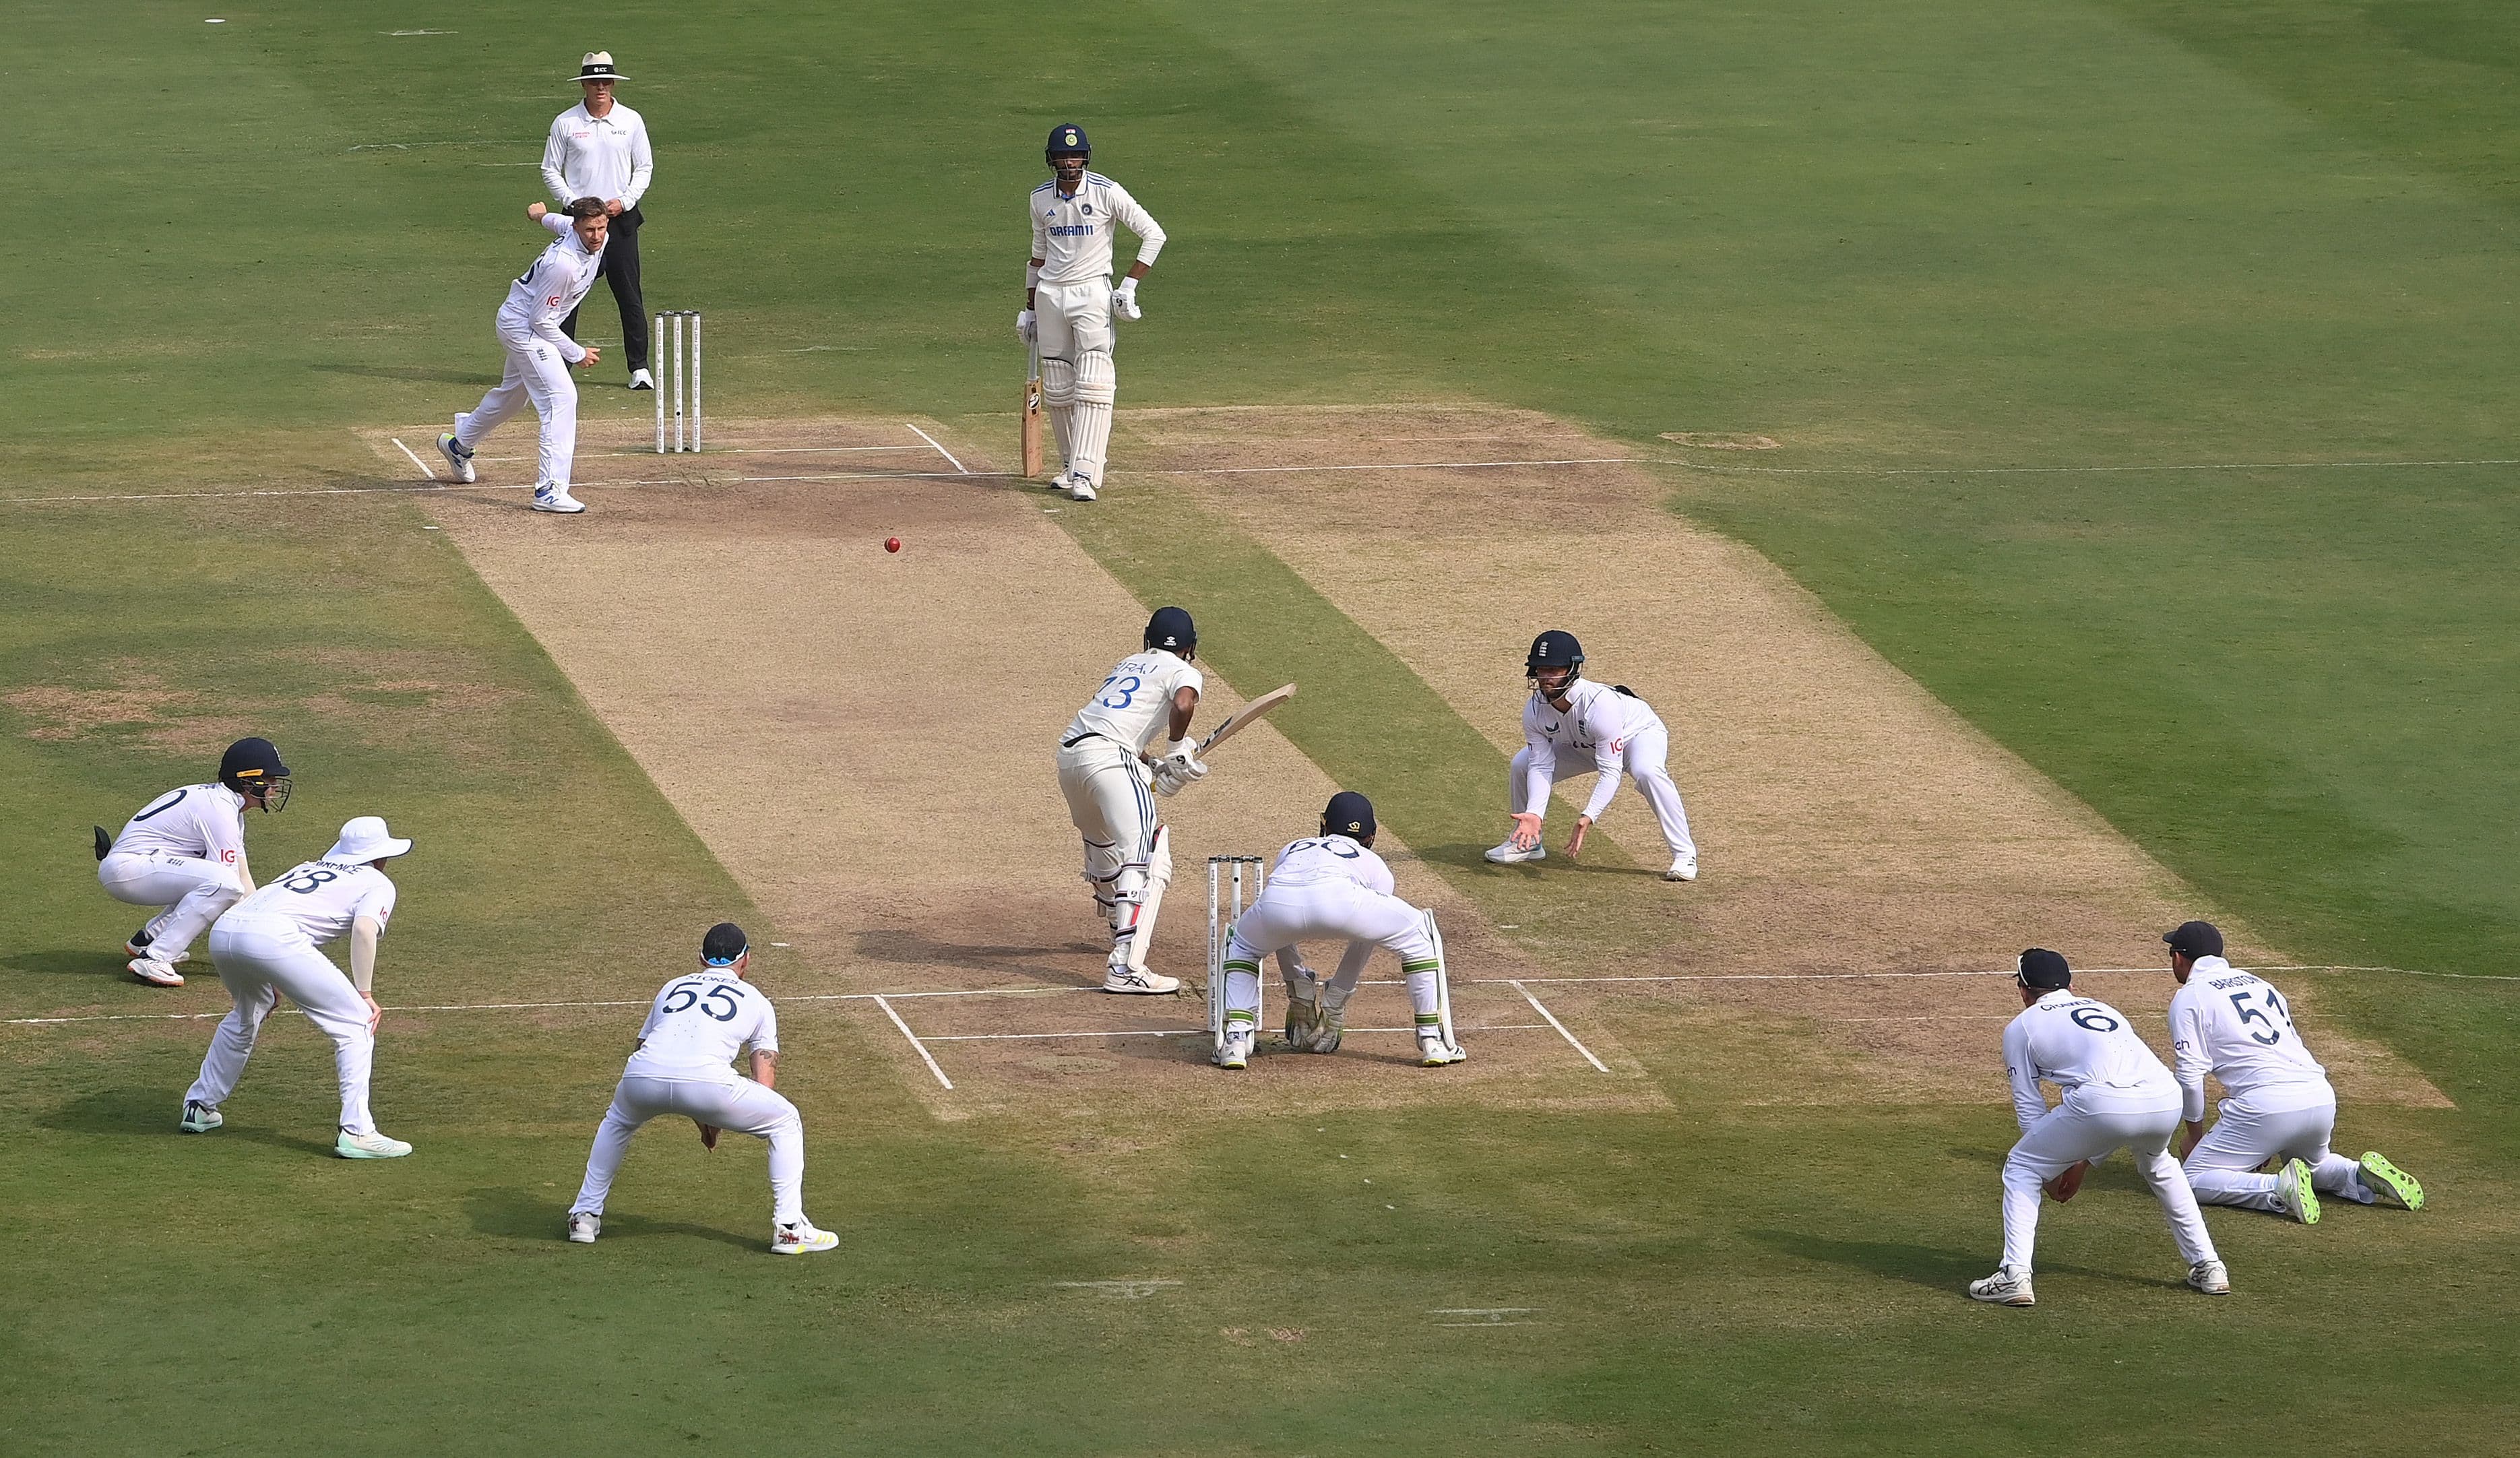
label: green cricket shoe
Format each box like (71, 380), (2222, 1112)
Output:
(2274, 1158), (2320, 1224)
(2358, 1152), (2424, 1210)
(336, 1127), (413, 1160)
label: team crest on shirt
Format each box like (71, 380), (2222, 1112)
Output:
(548, 295), (563, 305)
(1081, 203), (1093, 214)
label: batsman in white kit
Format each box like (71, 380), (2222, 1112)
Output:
(435, 198), (610, 514)
(2163, 920), (2424, 1222)
(566, 924), (836, 1255)
(1216, 792), (1464, 1071)
(94, 736), (290, 987)
(1970, 949), (2226, 1306)
(1017, 122), (1165, 502)
(1058, 608), (1208, 993)
(179, 816), (415, 1159)
(1484, 631), (1699, 883)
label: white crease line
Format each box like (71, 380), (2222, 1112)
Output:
(906, 422), (968, 474)
(1654, 456), (2520, 478)
(389, 438), (439, 481)
(917, 1023), (1548, 1043)
(1, 470), (1022, 505)
(1142, 457), (1643, 476)
(873, 995), (953, 1090)
(1509, 980), (1610, 1073)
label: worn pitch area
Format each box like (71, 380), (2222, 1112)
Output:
(385, 416), (1666, 1119)
(1110, 406), (2447, 1110)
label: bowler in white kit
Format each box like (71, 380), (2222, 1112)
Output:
(1215, 791), (1463, 1070)
(2163, 919), (2424, 1221)
(1057, 607), (1207, 993)
(179, 815), (416, 1159)
(1484, 630), (1699, 882)
(437, 198), (610, 514)
(565, 923), (839, 1255)
(1016, 122), (1166, 501)
(96, 736), (290, 987)
(1970, 949), (2225, 1306)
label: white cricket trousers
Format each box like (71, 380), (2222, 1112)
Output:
(97, 850), (241, 960)
(1032, 278), (1116, 484)
(1510, 720), (1696, 858)
(569, 1074), (807, 1226)
(1057, 736), (1158, 957)
(187, 914), (378, 1135)
(453, 329), (579, 488)
(2001, 1089), (2217, 1273)
(2185, 1090), (2372, 1211)
(1222, 880), (1445, 1027)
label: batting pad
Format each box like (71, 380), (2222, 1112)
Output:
(1071, 400), (1113, 481)
(1040, 354), (1079, 407)
(1075, 348), (1116, 405)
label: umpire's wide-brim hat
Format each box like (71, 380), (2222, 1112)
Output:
(327, 815), (413, 864)
(574, 51), (629, 82)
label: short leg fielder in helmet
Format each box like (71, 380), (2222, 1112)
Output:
(96, 736), (291, 987)
(1214, 792), (1465, 1071)
(1056, 607), (1206, 993)
(1015, 123), (1165, 503)
(1484, 630), (1700, 882)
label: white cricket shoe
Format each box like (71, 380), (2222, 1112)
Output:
(2274, 1158), (2321, 1225)
(1664, 852), (1699, 883)
(566, 1212), (600, 1244)
(1067, 476), (1098, 501)
(628, 369), (655, 391)
(1046, 469), (1073, 493)
(771, 1219), (839, 1255)
(1216, 1028), (1255, 1070)
(1484, 839), (1544, 865)
(123, 929), (188, 963)
(2186, 1259), (2231, 1295)
(128, 957), (185, 987)
(436, 432), (476, 484)
(336, 1128), (413, 1160)
(1417, 1030), (1468, 1067)
(1100, 966), (1180, 995)
(179, 1100), (222, 1134)
(1968, 1267), (2036, 1306)
(531, 484), (588, 514)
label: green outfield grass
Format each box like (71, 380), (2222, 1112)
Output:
(5, 1), (2517, 1452)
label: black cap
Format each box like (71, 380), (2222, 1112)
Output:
(1144, 606), (1195, 654)
(2164, 920), (2224, 959)
(701, 922), (749, 967)
(1322, 790), (1376, 839)
(2016, 948), (2073, 990)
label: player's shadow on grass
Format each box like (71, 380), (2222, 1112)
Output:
(40, 1088), (336, 1156)
(465, 1186), (757, 1252)
(3, 947), (133, 980)
(1419, 842), (1663, 879)
(309, 362), (489, 386)
(852, 928), (1103, 986)
(1751, 1228), (2190, 1294)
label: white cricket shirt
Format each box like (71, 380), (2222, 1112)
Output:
(2168, 957), (2331, 1120)
(495, 214), (606, 360)
(111, 782), (248, 879)
(224, 859), (398, 946)
(624, 970), (780, 1081)
(2001, 990), (2178, 1130)
(1521, 680), (1664, 819)
(542, 101), (654, 209)
(1030, 172), (1166, 286)
(1063, 649), (1203, 753)
(1268, 835), (1397, 896)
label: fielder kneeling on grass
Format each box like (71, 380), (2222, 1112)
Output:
(565, 923), (838, 1255)
(1215, 792), (1463, 1071)
(179, 816), (415, 1159)
(1971, 949), (2226, 1307)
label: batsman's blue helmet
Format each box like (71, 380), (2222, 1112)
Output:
(218, 737), (292, 811)
(1046, 123), (1090, 163)
(1322, 791), (1377, 841)
(1144, 606), (1195, 654)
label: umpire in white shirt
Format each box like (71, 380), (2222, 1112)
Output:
(543, 51), (656, 389)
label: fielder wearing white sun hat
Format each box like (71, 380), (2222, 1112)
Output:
(326, 816), (412, 864)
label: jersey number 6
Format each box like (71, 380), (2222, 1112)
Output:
(2070, 1008), (2120, 1033)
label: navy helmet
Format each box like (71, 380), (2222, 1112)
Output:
(1525, 629), (1584, 681)
(1045, 123), (1090, 165)
(218, 737), (291, 811)
(702, 922), (750, 967)
(2016, 948), (2073, 990)
(1144, 606), (1196, 655)
(1321, 790), (1377, 843)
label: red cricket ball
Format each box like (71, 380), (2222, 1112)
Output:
(884, 537), (901, 553)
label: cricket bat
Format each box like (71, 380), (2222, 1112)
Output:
(1022, 346), (1044, 478)
(1141, 684), (1296, 765)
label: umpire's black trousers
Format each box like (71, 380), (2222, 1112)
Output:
(563, 205), (648, 374)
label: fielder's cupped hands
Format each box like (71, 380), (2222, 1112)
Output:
(1508, 812), (1545, 852)
(696, 1120), (720, 1151)
(1565, 815), (1594, 859)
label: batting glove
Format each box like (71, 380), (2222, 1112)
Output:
(1111, 278), (1142, 321)
(1015, 309), (1038, 344)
